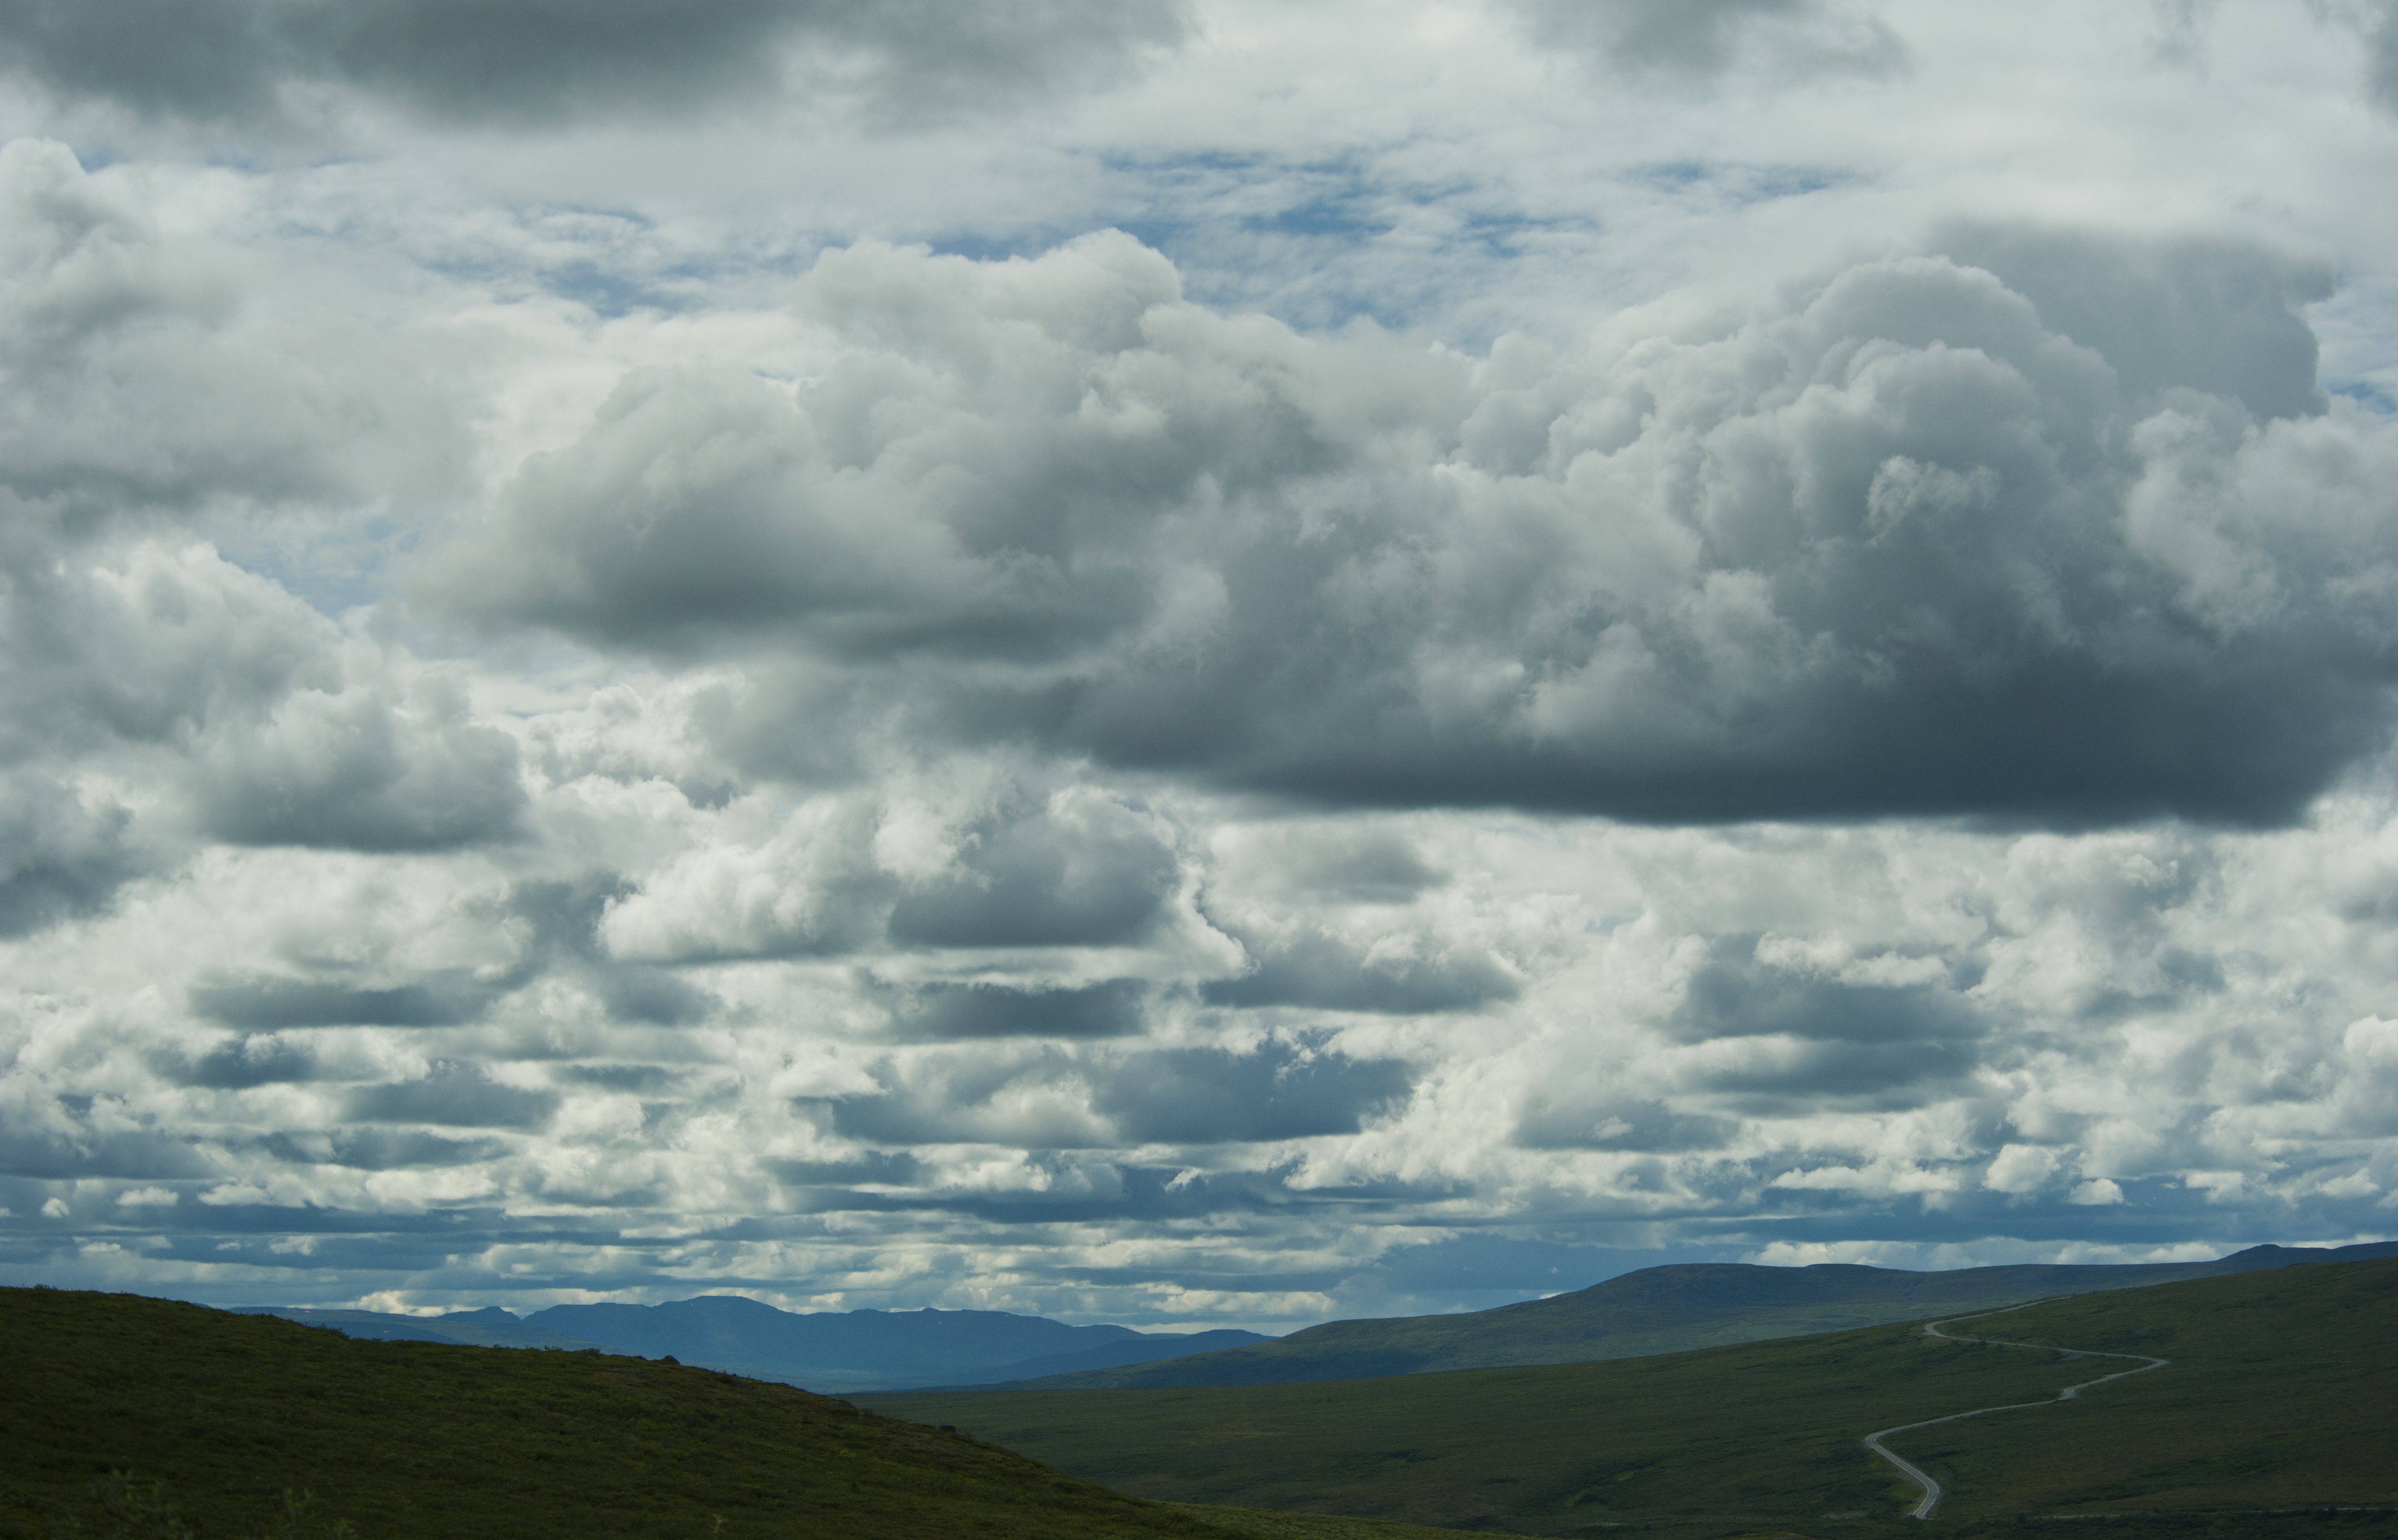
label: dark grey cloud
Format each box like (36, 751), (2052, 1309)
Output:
(0, 141), (469, 523)
(1670, 937), (1980, 1046)
(195, 683), (527, 852)
(887, 801), (1179, 949)
(343, 1061), (559, 1129)
(556, 1064), (689, 1093)
(1505, 0), (1906, 78)
(1512, 1096), (1736, 1152)
(767, 1149), (923, 1187)
(1931, 224), (2330, 421)
(594, 969), (716, 1026)
(1692, 1035), (1976, 1109)
(2344, 0), (2398, 113)
(0, 772), (146, 937)
(1088, 1041), (1414, 1144)
(434, 232), (2398, 830)
(811, 1038), (1411, 1149)
(2148, 0), (2220, 66)
(596, 785), (1185, 965)
(168, 1033), (321, 1089)
(1201, 925), (1520, 1014)
(498, 878), (718, 1023)
(0, 0), (1189, 131)
(810, 1045), (1111, 1148)
(893, 980), (1149, 1040)
(1214, 826), (1447, 904)
(263, 1128), (509, 1169)
(0, 533), (323, 771)
(1649, 938), (1984, 1107)
(191, 974), (490, 1029)
(0, 1120), (210, 1180)
(0, 222), (507, 892)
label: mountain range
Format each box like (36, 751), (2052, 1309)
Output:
(863, 1254), (2398, 1534)
(230, 1297), (1271, 1393)
(914, 1239), (2398, 1391)
(230, 1239), (2398, 1397)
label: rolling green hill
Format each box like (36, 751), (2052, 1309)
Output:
(933, 1243), (2398, 1392)
(0, 1287), (1490, 1540)
(864, 1257), (2398, 1537)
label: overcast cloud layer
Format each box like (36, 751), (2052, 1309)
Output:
(3, 0), (2397, 1329)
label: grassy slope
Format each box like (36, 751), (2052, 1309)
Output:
(0, 1288), (1496, 1540)
(1893, 1259), (2398, 1521)
(865, 1258), (2398, 1537)
(957, 1255), (2303, 1392)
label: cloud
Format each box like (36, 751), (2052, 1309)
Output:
(0, 0), (1190, 132)
(1089, 1040), (1415, 1145)
(1504, 0), (1907, 79)
(0, 144), (516, 903)
(1512, 1094), (1735, 1153)
(6, 4), (2398, 1329)
(344, 1061), (559, 1130)
(0, 770), (146, 937)
(1201, 923), (1521, 1014)
(1983, 1142), (2062, 1194)
(0, 539), (522, 884)
(2317, 0), (2398, 113)
(1671, 934), (1979, 1047)
(429, 232), (2398, 830)
(192, 674), (527, 852)
(0, 140), (464, 521)
(1209, 824), (1446, 905)
(885, 794), (1182, 950)
(2148, 0), (2223, 67)
(189, 977), (489, 1030)
(892, 980), (1151, 1041)
(1930, 224), (2332, 421)
(810, 1037), (1413, 1150)
(2373, 3), (2398, 112)
(599, 781), (1190, 963)
(166, 1033), (322, 1088)
(267, 1129), (512, 1170)
(597, 795), (892, 963)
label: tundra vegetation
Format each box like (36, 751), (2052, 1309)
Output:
(0, 1288), (1486, 1540)
(929, 1245), (2392, 1392)
(866, 1258), (2398, 1537)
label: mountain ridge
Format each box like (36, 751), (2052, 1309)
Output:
(232, 1296), (1273, 1394)
(918, 1239), (2398, 1392)
(862, 1255), (2398, 1534)
(1, 1285), (1476, 1540)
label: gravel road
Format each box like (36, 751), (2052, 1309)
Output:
(1862, 1302), (2171, 1520)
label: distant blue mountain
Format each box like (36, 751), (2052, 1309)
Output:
(526, 1296), (1137, 1377)
(228, 1296), (1273, 1393)
(899, 1328), (1273, 1388)
(247, 1239), (2397, 1399)
(925, 1239), (2398, 1394)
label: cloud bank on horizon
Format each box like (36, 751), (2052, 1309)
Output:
(2, 0), (2396, 1328)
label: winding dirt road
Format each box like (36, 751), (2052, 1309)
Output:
(1861, 1302), (2171, 1520)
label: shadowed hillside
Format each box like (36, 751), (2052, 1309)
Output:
(867, 1257), (2398, 1537)
(947, 1241), (2398, 1391)
(0, 1288), (1480, 1540)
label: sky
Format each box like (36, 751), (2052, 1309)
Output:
(3, 0), (2397, 1332)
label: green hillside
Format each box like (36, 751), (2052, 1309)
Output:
(0, 1288), (1494, 1540)
(944, 1244), (2396, 1392)
(865, 1257), (2398, 1537)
